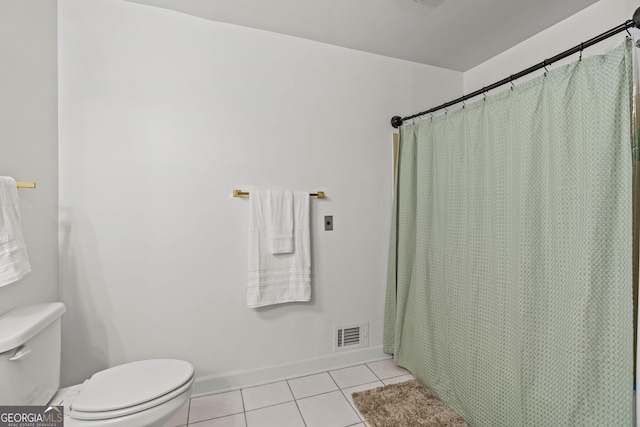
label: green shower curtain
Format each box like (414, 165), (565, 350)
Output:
(384, 39), (635, 426)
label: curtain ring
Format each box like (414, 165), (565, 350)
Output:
(579, 43), (584, 61)
(483, 91), (487, 101)
(543, 60), (549, 77)
(510, 76), (515, 90)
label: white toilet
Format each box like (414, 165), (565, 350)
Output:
(0, 302), (194, 426)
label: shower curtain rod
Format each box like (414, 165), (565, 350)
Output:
(390, 7), (640, 128)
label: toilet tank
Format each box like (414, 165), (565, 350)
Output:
(0, 302), (66, 405)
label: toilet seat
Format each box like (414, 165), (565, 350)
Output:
(69, 359), (194, 421)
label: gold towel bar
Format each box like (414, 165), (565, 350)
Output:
(16, 181), (36, 189)
(233, 189), (325, 199)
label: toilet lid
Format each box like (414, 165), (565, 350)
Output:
(71, 359), (194, 417)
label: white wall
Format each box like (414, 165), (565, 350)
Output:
(58, 0), (462, 392)
(464, 0), (638, 93)
(0, 0), (58, 314)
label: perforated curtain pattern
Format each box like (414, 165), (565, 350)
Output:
(384, 40), (634, 426)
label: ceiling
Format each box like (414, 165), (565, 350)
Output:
(126, 0), (599, 72)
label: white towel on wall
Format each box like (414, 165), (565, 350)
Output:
(263, 190), (294, 254)
(247, 190), (310, 308)
(0, 176), (31, 287)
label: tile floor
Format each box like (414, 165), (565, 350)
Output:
(164, 358), (414, 427)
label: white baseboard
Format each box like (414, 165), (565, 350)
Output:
(192, 345), (390, 397)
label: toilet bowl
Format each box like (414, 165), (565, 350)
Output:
(50, 359), (194, 426)
(0, 303), (194, 427)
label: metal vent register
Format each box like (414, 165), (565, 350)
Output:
(334, 322), (368, 351)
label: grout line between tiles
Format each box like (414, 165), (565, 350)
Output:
(185, 398), (191, 426)
(240, 388), (247, 427)
(363, 362), (379, 381)
(286, 379), (308, 427)
(327, 367), (342, 390)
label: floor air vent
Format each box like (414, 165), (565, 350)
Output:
(334, 322), (368, 351)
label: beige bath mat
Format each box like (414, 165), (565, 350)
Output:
(351, 379), (469, 427)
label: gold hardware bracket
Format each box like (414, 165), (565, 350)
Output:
(16, 181), (36, 189)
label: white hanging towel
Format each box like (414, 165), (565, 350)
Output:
(265, 190), (294, 254)
(247, 190), (310, 308)
(0, 176), (31, 287)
